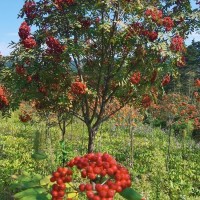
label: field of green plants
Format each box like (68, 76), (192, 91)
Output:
(0, 1), (200, 200)
(0, 111), (199, 200)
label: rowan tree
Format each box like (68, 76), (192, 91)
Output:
(1, 0), (200, 153)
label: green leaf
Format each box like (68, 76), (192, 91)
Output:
(34, 174), (43, 180)
(11, 173), (42, 190)
(67, 192), (78, 199)
(21, 181), (40, 189)
(119, 188), (142, 200)
(14, 188), (46, 199)
(20, 193), (50, 200)
(20, 196), (37, 200)
(31, 152), (47, 160)
(40, 175), (52, 186)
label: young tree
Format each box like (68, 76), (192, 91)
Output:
(1, 0), (199, 153)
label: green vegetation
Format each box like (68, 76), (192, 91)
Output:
(0, 112), (199, 200)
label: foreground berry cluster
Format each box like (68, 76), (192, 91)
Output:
(50, 153), (132, 200)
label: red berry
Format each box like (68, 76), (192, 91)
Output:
(107, 189), (115, 198)
(85, 183), (93, 191)
(115, 173), (121, 180)
(81, 170), (87, 178)
(59, 183), (66, 190)
(51, 190), (58, 197)
(95, 184), (102, 192)
(88, 173), (96, 180)
(93, 167), (101, 174)
(86, 191), (94, 199)
(79, 184), (85, 192)
(107, 168), (114, 176)
(58, 190), (65, 197)
(110, 184), (117, 191)
(56, 178), (63, 185)
(93, 195), (101, 200)
(57, 167), (64, 173)
(86, 166), (93, 173)
(50, 177), (56, 182)
(53, 171), (60, 178)
(65, 176), (72, 183)
(66, 169), (73, 175)
(116, 185), (122, 193)
(52, 184), (59, 191)
(100, 170), (107, 177)
(102, 184), (109, 190)
(98, 190), (107, 198)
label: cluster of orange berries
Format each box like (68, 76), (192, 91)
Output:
(19, 111), (32, 122)
(145, 8), (174, 31)
(162, 74), (171, 86)
(46, 36), (65, 55)
(18, 22), (30, 40)
(23, 1), (37, 19)
(15, 65), (26, 76)
(50, 153), (132, 200)
(0, 87), (9, 110)
(130, 72), (141, 85)
(18, 21), (37, 49)
(55, 0), (75, 9)
(141, 95), (152, 108)
(71, 81), (87, 95)
(170, 35), (185, 52)
(50, 167), (73, 200)
(126, 22), (158, 42)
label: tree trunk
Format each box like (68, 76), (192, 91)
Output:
(61, 120), (66, 166)
(87, 127), (96, 153)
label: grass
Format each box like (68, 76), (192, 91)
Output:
(0, 112), (200, 199)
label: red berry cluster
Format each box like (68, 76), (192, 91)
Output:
(46, 36), (65, 54)
(55, 0), (75, 9)
(170, 35), (185, 52)
(18, 22), (31, 40)
(126, 22), (158, 42)
(141, 94), (152, 108)
(15, 65), (34, 84)
(65, 0), (75, 6)
(19, 112), (32, 122)
(195, 79), (200, 87)
(27, 75), (32, 83)
(71, 81), (87, 95)
(148, 31), (158, 42)
(22, 36), (37, 49)
(145, 8), (174, 31)
(15, 65), (26, 76)
(162, 74), (171, 86)
(23, 1), (37, 19)
(176, 56), (186, 67)
(130, 72), (141, 85)
(38, 86), (48, 96)
(50, 153), (132, 200)
(162, 17), (174, 31)
(50, 167), (73, 200)
(67, 153), (131, 200)
(18, 21), (36, 48)
(79, 18), (91, 29)
(150, 70), (157, 83)
(145, 8), (163, 23)
(0, 87), (9, 110)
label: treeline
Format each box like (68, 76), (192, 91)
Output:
(167, 40), (200, 97)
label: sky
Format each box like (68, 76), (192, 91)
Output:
(0, 1), (199, 56)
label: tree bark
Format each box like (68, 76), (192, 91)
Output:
(87, 127), (96, 153)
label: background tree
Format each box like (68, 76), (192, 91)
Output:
(1, 0), (200, 153)
(166, 40), (200, 96)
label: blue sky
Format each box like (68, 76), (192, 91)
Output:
(0, 0), (199, 56)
